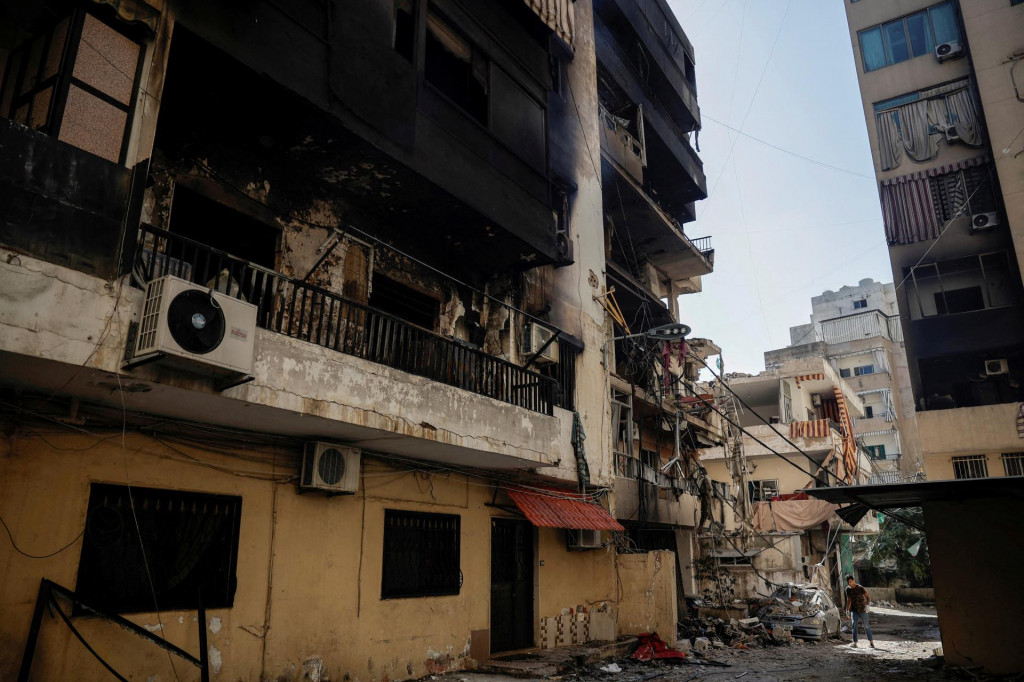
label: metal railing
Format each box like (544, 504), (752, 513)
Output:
(134, 225), (558, 415)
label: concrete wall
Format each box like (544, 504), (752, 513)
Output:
(809, 279), (899, 321)
(924, 497), (1024, 675)
(0, 429), (617, 681)
(615, 551), (677, 639)
(916, 403), (1024, 479)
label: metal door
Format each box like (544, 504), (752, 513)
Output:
(490, 519), (534, 653)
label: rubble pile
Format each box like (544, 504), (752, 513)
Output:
(677, 614), (795, 649)
(756, 597), (820, 620)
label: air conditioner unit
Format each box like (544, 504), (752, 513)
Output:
(944, 125), (961, 143)
(522, 322), (559, 365)
(554, 230), (574, 266)
(299, 442), (361, 494)
(970, 212), (1000, 232)
(567, 528), (602, 551)
(935, 41), (964, 62)
(131, 275), (257, 376)
(985, 358), (1009, 376)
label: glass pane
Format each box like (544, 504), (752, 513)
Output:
(58, 84), (127, 163)
(929, 3), (959, 45)
(905, 12), (933, 57)
(883, 20), (910, 65)
(859, 27), (886, 71)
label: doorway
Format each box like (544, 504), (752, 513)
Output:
(490, 518), (534, 653)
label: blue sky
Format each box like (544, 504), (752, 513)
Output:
(668, 0), (893, 374)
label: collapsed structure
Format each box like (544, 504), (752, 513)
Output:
(0, 0), (731, 680)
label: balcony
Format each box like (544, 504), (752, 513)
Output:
(740, 423), (839, 459)
(600, 150), (713, 282)
(135, 224), (563, 415)
(818, 310), (903, 344)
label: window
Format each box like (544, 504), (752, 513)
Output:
(864, 444), (886, 460)
(748, 480), (779, 502)
(75, 484), (241, 613)
(0, 9), (145, 164)
(905, 252), (1019, 319)
(425, 8), (488, 125)
(952, 455), (988, 479)
(864, 406), (874, 418)
(839, 368), (852, 379)
(930, 164), (999, 221)
(381, 509), (461, 598)
(853, 365), (874, 376)
(370, 273), (440, 330)
(394, 0), (416, 61)
(782, 380), (793, 423)
(170, 184), (280, 270)
(853, 299), (867, 309)
(858, 3), (958, 72)
(1002, 452), (1024, 476)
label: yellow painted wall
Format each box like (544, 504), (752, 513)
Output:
(917, 403), (1024, 480)
(0, 430), (617, 681)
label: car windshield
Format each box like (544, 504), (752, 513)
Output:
(770, 586), (818, 603)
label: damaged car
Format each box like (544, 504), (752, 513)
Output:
(757, 583), (841, 640)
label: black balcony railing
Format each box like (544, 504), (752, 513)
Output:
(134, 225), (558, 415)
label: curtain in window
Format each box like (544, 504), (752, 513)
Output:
(880, 173), (939, 244)
(859, 28), (886, 72)
(898, 100), (940, 162)
(877, 111), (903, 171)
(929, 3), (959, 45)
(946, 89), (983, 146)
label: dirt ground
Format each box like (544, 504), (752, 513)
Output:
(442, 605), (952, 682)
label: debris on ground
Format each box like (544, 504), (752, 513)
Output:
(631, 633), (687, 661)
(677, 614), (797, 650)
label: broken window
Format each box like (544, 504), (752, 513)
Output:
(169, 184), (280, 271)
(425, 7), (488, 125)
(951, 454), (988, 479)
(369, 273), (439, 330)
(748, 479), (779, 502)
(75, 484), (241, 613)
(341, 238), (372, 304)
(381, 509), (461, 598)
(904, 252), (1020, 319)
(1, 8), (144, 164)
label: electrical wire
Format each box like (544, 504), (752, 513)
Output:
(0, 514), (86, 559)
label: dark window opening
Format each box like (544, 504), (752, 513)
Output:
(839, 368), (851, 378)
(935, 286), (984, 315)
(382, 509), (461, 598)
(864, 406), (874, 418)
(748, 479), (779, 502)
(370, 273), (439, 330)
(952, 455), (988, 479)
(75, 484), (241, 613)
(169, 185), (279, 271)
(394, 0), (416, 62)
(425, 7), (488, 125)
(929, 164), (999, 220)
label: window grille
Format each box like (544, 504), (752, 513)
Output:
(381, 509), (461, 598)
(1002, 452), (1024, 477)
(75, 484), (242, 613)
(952, 455), (988, 479)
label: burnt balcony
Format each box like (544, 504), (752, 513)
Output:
(600, 129), (713, 283)
(134, 224), (564, 415)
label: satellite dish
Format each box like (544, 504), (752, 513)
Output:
(166, 289), (226, 354)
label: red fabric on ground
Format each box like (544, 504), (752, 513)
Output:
(631, 632), (687, 661)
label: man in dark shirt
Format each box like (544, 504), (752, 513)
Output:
(845, 574), (875, 648)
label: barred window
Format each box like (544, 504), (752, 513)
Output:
(952, 455), (988, 479)
(1002, 452), (1024, 477)
(75, 484), (242, 613)
(381, 509), (461, 598)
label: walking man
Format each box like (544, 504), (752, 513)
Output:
(845, 574), (875, 648)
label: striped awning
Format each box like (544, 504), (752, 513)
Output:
(833, 387), (858, 483)
(880, 155), (990, 245)
(790, 419), (832, 439)
(793, 373), (824, 388)
(506, 486), (624, 531)
(523, 0), (575, 48)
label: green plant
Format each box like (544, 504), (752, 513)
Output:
(855, 507), (931, 587)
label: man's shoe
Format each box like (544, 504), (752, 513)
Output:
(870, 642), (876, 648)
(851, 642), (859, 647)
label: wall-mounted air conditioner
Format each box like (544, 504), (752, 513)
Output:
(984, 359), (1009, 376)
(522, 322), (559, 365)
(935, 41), (964, 62)
(130, 275), (257, 376)
(943, 125), (961, 143)
(567, 528), (602, 551)
(299, 442), (361, 494)
(970, 212), (1000, 232)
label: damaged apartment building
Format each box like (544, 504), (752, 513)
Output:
(0, 0), (721, 680)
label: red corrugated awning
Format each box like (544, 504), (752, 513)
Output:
(506, 486), (624, 531)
